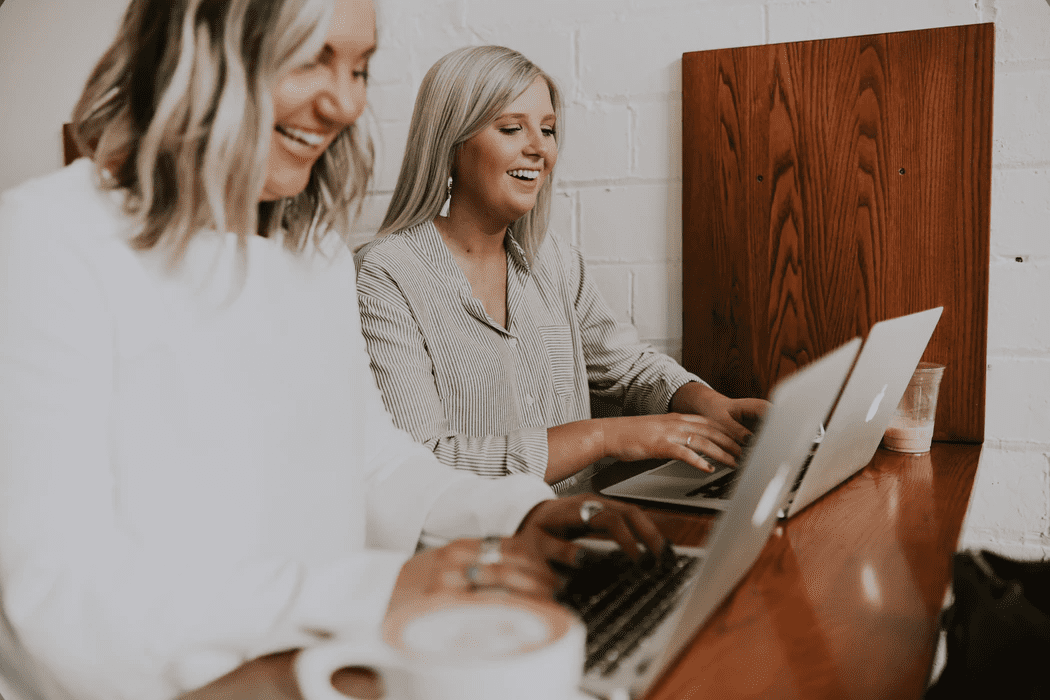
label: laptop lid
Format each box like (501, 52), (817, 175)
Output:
(586, 338), (861, 698)
(784, 307), (942, 517)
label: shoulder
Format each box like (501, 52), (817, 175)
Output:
(354, 222), (428, 273)
(531, 229), (584, 280)
(0, 159), (130, 249)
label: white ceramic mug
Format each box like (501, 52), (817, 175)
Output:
(295, 592), (585, 700)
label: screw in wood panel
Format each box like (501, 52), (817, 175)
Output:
(899, 168), (906, 175)
(757, 175), (763, 182)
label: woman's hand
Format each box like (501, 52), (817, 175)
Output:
(668, 382), (770, 462)
(387, 537), (558, 615)
(513, 494), (670, 569)
(600, 412), (741, 472)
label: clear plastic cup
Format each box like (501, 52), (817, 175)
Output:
(882, 362), (945, 454)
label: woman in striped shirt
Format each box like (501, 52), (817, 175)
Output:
(356, 45), (768, 485)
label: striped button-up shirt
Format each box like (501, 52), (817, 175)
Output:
(355, 221), (703, 480)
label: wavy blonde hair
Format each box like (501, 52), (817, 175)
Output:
(71, 0), (374, 261)
(377, 45), (561, 263)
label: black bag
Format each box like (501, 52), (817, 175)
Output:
(925, 550), (1050, 699)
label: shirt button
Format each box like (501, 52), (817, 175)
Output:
(524, 395), (535, 406)
(508, 338), (518, 348)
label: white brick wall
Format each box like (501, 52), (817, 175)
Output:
(2, 0), (1048, 558)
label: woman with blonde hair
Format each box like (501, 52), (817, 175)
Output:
(0, 5), (663, 700)
(356, 45), (769, 485)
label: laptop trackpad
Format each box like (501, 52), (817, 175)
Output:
(649, 459), (733, 483)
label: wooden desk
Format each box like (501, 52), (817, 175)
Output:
(181, 443), (980, 700)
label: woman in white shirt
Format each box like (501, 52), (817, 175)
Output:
(0, 4), (664, 700)
(356, 46), (769, 484)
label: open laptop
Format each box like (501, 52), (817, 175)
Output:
(782, 306), (942, 516)
(569, 338), (860, 699)
(601, 307), (942, 515)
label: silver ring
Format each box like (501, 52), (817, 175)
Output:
(465, 565), (481, 589)
(686, 435), (693, 448)
(580, 500), (604, 525)
(476, 535), (502, 566)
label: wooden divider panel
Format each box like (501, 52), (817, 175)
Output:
(682, 24), (993, 442)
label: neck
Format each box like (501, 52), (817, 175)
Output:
(435, 208), (510, 259)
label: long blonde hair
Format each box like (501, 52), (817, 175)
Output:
(378, 45), (562, 263)
(71, 0), (373, 261)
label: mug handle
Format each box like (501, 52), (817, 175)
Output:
(294, 641), (406, 700)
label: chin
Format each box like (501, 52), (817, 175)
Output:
(261, 170), (312, 201)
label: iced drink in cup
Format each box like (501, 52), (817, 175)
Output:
(883, 362), (945, 454)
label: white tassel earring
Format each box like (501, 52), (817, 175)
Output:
(439, 176), (452, 217)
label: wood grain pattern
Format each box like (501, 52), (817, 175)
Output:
(682, 24), (993, 442)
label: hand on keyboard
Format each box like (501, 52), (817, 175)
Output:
(515, 494), (670, 572)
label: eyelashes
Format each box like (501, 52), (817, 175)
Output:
(498, 125), (557, 137)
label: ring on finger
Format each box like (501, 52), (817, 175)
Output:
(465, 565), (482, 590)
(476, 535), (502, 566)
(580, 500), (604, 525)
(686, 435), (693, 448)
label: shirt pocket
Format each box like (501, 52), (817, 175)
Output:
(537, 325), (577, 397)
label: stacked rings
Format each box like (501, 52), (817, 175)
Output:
(579, 500), (604, 525)
(466, 536), (502, 589)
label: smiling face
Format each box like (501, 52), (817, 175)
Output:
(451, 76), (558, 229)
(261, 0), (377, 201)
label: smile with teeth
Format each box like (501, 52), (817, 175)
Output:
(508, 169), (540, 181)
(276, 124), (326, 148)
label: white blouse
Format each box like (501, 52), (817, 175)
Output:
(0, 161), (553, 700)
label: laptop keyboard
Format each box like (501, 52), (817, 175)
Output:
(684, 468), (739, 499)
(556, 549), (700, 676)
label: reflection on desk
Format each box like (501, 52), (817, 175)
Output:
(181, 443), (979, 700)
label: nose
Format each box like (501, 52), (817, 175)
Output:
(320, 67), (366, 127)
(524, 126), (552, 160)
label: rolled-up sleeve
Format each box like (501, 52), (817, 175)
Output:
(565, 245), (706, 414)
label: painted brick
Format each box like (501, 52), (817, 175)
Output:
(463, 0), (631, 26)
(579, 5), (764, 98)
(993, 69), (1050, 166)
(988, 261), (1050, 353)
(647, 339), (682, 363)
(959, 448), (1049, 540)
(558, 103), (631, 182)
(991, 168), (1050, 261)
(371, 119), (412, 193)
(367, 82), (419, 124)
(350, 192), (392, 238)
(984, 358), (1050, 442)
(375, 0), (461, 32)
(578, 184), (681, 262)
(586, 264), (633, 325)
(0, 0), (126, 191)
(467, 24), (576, 100)
(549, 189), (576, 244)
(633, 262), (683, 342)
(632, 99), (682, 181)
(993, 0), (1050, 63)
(767, 0), (979, 45)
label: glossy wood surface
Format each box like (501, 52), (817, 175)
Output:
(681, 24), (993, 442)
(629, 444), (980, 700)
(180, 443), (979, 700)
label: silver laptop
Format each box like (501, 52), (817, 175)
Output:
(601, 308), (941, 515)
(575, 338), (860, 699)
(782, 306), (942, 516)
